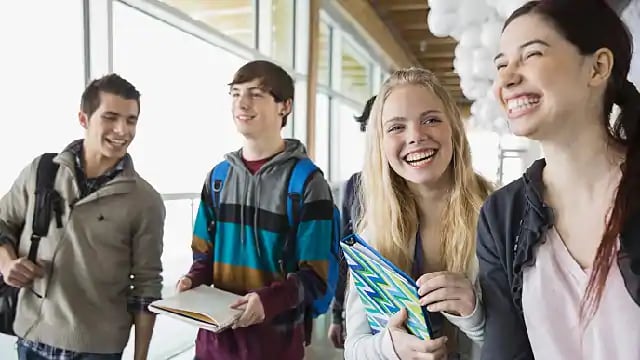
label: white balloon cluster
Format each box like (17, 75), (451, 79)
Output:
(428, 0), (529, 133)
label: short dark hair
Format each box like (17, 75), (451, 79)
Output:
(229, 60), (294, 127)
(354, 96), (376, 132)
(80, 73), (141, 118)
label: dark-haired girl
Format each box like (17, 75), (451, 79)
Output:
(478, 0), (640, 359)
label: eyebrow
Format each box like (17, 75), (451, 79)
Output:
(103, 111), (138, 120)
(493, 39), (551, 62)
(230, 86), (265, 92)
(383, 110), (441, 125)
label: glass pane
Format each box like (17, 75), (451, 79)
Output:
(315, 92), (330, 175)
(272, 0), (294, 67)
(336, 102), (366, 181)
(160, 0), (255, 48)
(467, 129), (500, 184)
(0, 0), (84, 196)
(113, 1), (245, 195)
(501, 156), (524, 186)
(113, 4), (248, 357)
(341, 40), (371, 103)
(318, 21), (331, 86)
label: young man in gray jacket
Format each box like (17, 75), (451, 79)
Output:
(0, 74), (165, 360)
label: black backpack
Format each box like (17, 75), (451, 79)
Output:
(0, 153), (62, 335)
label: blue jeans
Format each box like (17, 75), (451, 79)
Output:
(17, 340), (122, 360)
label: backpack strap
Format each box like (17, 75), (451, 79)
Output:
(206, 160), (231, 236)
(286, 158), (318, 227)
(280, 158), (319, 275)
(29, 153), (61, 263)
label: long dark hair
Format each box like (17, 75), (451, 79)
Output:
(505, 0), (640, 318)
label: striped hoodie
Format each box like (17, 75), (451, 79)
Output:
(187, 139), (334, 360)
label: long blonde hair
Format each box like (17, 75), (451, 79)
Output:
(357, 68), (492, 277)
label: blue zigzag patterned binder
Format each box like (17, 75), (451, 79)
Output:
(341, 233), (433, 340)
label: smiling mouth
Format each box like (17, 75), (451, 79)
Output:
(236, 115), (256, 121)
(506, 95), (541, 116)
(106, 138), (127, 147)
(404, 150), (437, 168)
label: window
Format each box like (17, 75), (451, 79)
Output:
(318, 21), (331, 86)
(113, 3), (248, 357)
(0, 0), (84, 195)
(113, 1), (245, 194)
(161, 0), (256, 48)
(315, 92), (330, 174)
(271, 0), (295, 67)
(467, 128), (501, 184)
(499, 150), (525, 186)
(341, 40), (371, 103)
(335, 102), (366, 181)
(498, 134), (530, 186)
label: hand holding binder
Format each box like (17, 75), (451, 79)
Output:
(340, 234), (433, 340)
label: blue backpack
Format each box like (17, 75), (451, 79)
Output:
(208, 158), (341, 320)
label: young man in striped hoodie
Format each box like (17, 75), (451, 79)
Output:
(177, 60), (334, 360)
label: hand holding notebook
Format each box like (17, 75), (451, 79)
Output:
(149, 285), (244, 332)
(340, 234), (433, 340)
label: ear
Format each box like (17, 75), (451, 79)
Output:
(588, 48), (614, 88)
(78, 111), (89, 129)
(278, 99), (293, 117)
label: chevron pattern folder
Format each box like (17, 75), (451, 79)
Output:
(341, 234), (433, 340)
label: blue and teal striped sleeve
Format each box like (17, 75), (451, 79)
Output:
(187, 186), (215, 287)
(256, 171), (335, 320)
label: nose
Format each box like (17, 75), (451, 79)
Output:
(406, 120), (426, 145)
(495, 62), (522, 93)
(237, 93), (251, 110)
(113, 119), (127, 135)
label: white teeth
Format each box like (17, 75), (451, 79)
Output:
(409, 158), (431, 167)
(108, 139), (126, 145)
(406, 150), (435, 162)
(507, 96), (540, 111)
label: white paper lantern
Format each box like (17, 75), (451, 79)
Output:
(454, 56), (475, 79)
(458, 0), (492, 27)
(470, 48), (494, 80)
(427, 11), (457, 37)
(459, 27), (482, 48)
(478, 82), (493, 100)
(454, 43), (474, 60)
(492, 116), (509, 134)
(479, 98), (495, 122)
(471, 100), (481, 116)
(461, 78), (487, 100)
(480, 20), (503, 53)
(429, 0), (462, 15)
(496, 0), (528, 19)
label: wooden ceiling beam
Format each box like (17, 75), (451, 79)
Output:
(388, 10), (428, 27)
(402, 31), (456, 44)
(383, 3), (428, 11)
(416, 51), (454, 59)
(335, 0), (420, 68)
(422, 59), (454, 70)
(399, 23), (429, 31)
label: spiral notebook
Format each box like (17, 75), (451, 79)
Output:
(340, 234), (433, 340)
